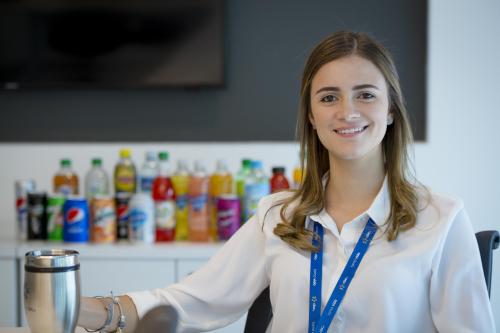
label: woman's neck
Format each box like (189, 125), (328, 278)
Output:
(325, 152), (385, 229)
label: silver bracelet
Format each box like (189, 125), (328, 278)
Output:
(84, 296), (114, 333)
(110, 291), (126, 333)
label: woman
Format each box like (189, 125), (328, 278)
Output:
(78, 31), (495, 332)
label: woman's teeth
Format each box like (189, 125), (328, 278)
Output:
(334, 126), (366, 134)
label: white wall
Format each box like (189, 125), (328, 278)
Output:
(0, 0), (499, 327)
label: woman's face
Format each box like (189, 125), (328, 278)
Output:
(309, 55), (392, 163)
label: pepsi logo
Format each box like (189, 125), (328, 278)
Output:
(66, 208), (84, 224)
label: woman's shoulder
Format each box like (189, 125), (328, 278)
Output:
(415, 184), (466, 231)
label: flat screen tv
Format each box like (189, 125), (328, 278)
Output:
(0, 0), (224, 89)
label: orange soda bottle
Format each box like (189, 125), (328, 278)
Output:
(209, 160), (233, 240)
(188, 161), (210, 241)
(53, 158), (79, 195)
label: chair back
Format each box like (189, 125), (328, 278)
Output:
(475, 230), (499, 297)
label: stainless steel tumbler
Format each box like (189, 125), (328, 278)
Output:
(24, 249), (81, 333)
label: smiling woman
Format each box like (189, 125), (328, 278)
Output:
(77, 32), (495, 333)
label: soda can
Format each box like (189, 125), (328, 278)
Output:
(15, 179), (36, 241)
(216, 194), (241, 240)
(90, 195), (116, 243)
(63, 196), (90, 243)
(128, 193), (155, 243)
(47, 194), (65, 241)
(115, 193), (131, 240)
(27, 191), (47, 240)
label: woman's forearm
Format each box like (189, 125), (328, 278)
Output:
(78, 295), (139, 333)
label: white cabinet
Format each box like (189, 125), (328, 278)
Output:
(80, 258), (175, 296)
(0, 258), (17, 327)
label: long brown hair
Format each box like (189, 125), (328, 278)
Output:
(273, 31), (421, 252)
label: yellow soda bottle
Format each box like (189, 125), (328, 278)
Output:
(209, 160), (233, 241)
(172, 160), (190, 241)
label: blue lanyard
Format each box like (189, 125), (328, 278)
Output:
(308, 218), (377, 333)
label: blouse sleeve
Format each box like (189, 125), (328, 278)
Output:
(127, 206), (271, 332)
(429, 207), (496, 332)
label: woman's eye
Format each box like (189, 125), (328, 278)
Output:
(320, 95), (337, 103)
(358, 92), (375, 100)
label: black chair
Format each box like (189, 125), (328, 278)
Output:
(475, 230), (499, 297)
(243, 230), (500, 332)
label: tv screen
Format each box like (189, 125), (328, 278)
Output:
(0, 0), (224, 89)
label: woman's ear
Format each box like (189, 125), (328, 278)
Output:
(309, 113), (317, 129)
(387, 113), (394, 125)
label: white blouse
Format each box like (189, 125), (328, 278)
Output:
(128, 178), (496, 332)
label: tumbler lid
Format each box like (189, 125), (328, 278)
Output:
(25, 249), (79, 270)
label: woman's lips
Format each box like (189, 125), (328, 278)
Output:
(333, 125), (369, 138)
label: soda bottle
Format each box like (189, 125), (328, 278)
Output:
(128, 193), (155, 244)
(188, 160), (210, 242)
(114, 148), (137, 195)
(47, 194), (65, 241)
(152, 151), (176, 242)
(84, 158), (110, 201)
(270, 167), (290, 193)
(235, 159), (252, 223)
(139, 151), (158, 193)
(172, 159), (190, 241)
(293, 165), (303, 190)
(15, 179), (36, 241)
(209, 160), (233, 240)
(53, 158), (79, 195)
(243, 160), (269, 221)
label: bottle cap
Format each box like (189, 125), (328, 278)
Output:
(272, 167), (285, 174)
(61, 159), (71, 167)
(145, 151), (156, 161)
(251, 160), (262, 169)
(158, 151), (169, 161)
(91, 158), (102, 167)
(216, 159), (228, 172)
(120, 149), (131, 158)
(242, 159), (252, 168)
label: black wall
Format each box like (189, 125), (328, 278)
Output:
(0, 0), (427, 142)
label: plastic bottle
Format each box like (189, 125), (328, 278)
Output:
(209, 160), (233, 240)
(53, 158), (79, 195)
(188, 160), (210, 242)
(235, 159), (252, 223)
(114, 148), (137, 195)
(243, 160), (269, 221)
(128, 192), (155, 244)
(172, 160), (190, 241)
(152, 151), (176, 242)
(84, 158), (110, 200)
(270, 167), (290, 193)
(292, 165), (303, 190)
(139, 151), (158, 194)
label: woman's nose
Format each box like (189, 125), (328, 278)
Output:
(339, 99), (360, 121)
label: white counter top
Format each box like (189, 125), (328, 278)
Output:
(0, 240), (226, 260)
(0, 327), (85, 333)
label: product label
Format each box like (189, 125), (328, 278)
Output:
(155, 201), (176, 229)
(56, 185), (73, 196)
(140, 176), (154, 193)
(190, 194), (208, 212)
(244, 183), (269, 221)
(176, 194), (188, 210)
(47, 204), (64, 237)
(116, 167), (136, 192)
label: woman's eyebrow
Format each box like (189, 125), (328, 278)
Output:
(353, 84), (380, 90)
(315, 84), (380, 95)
